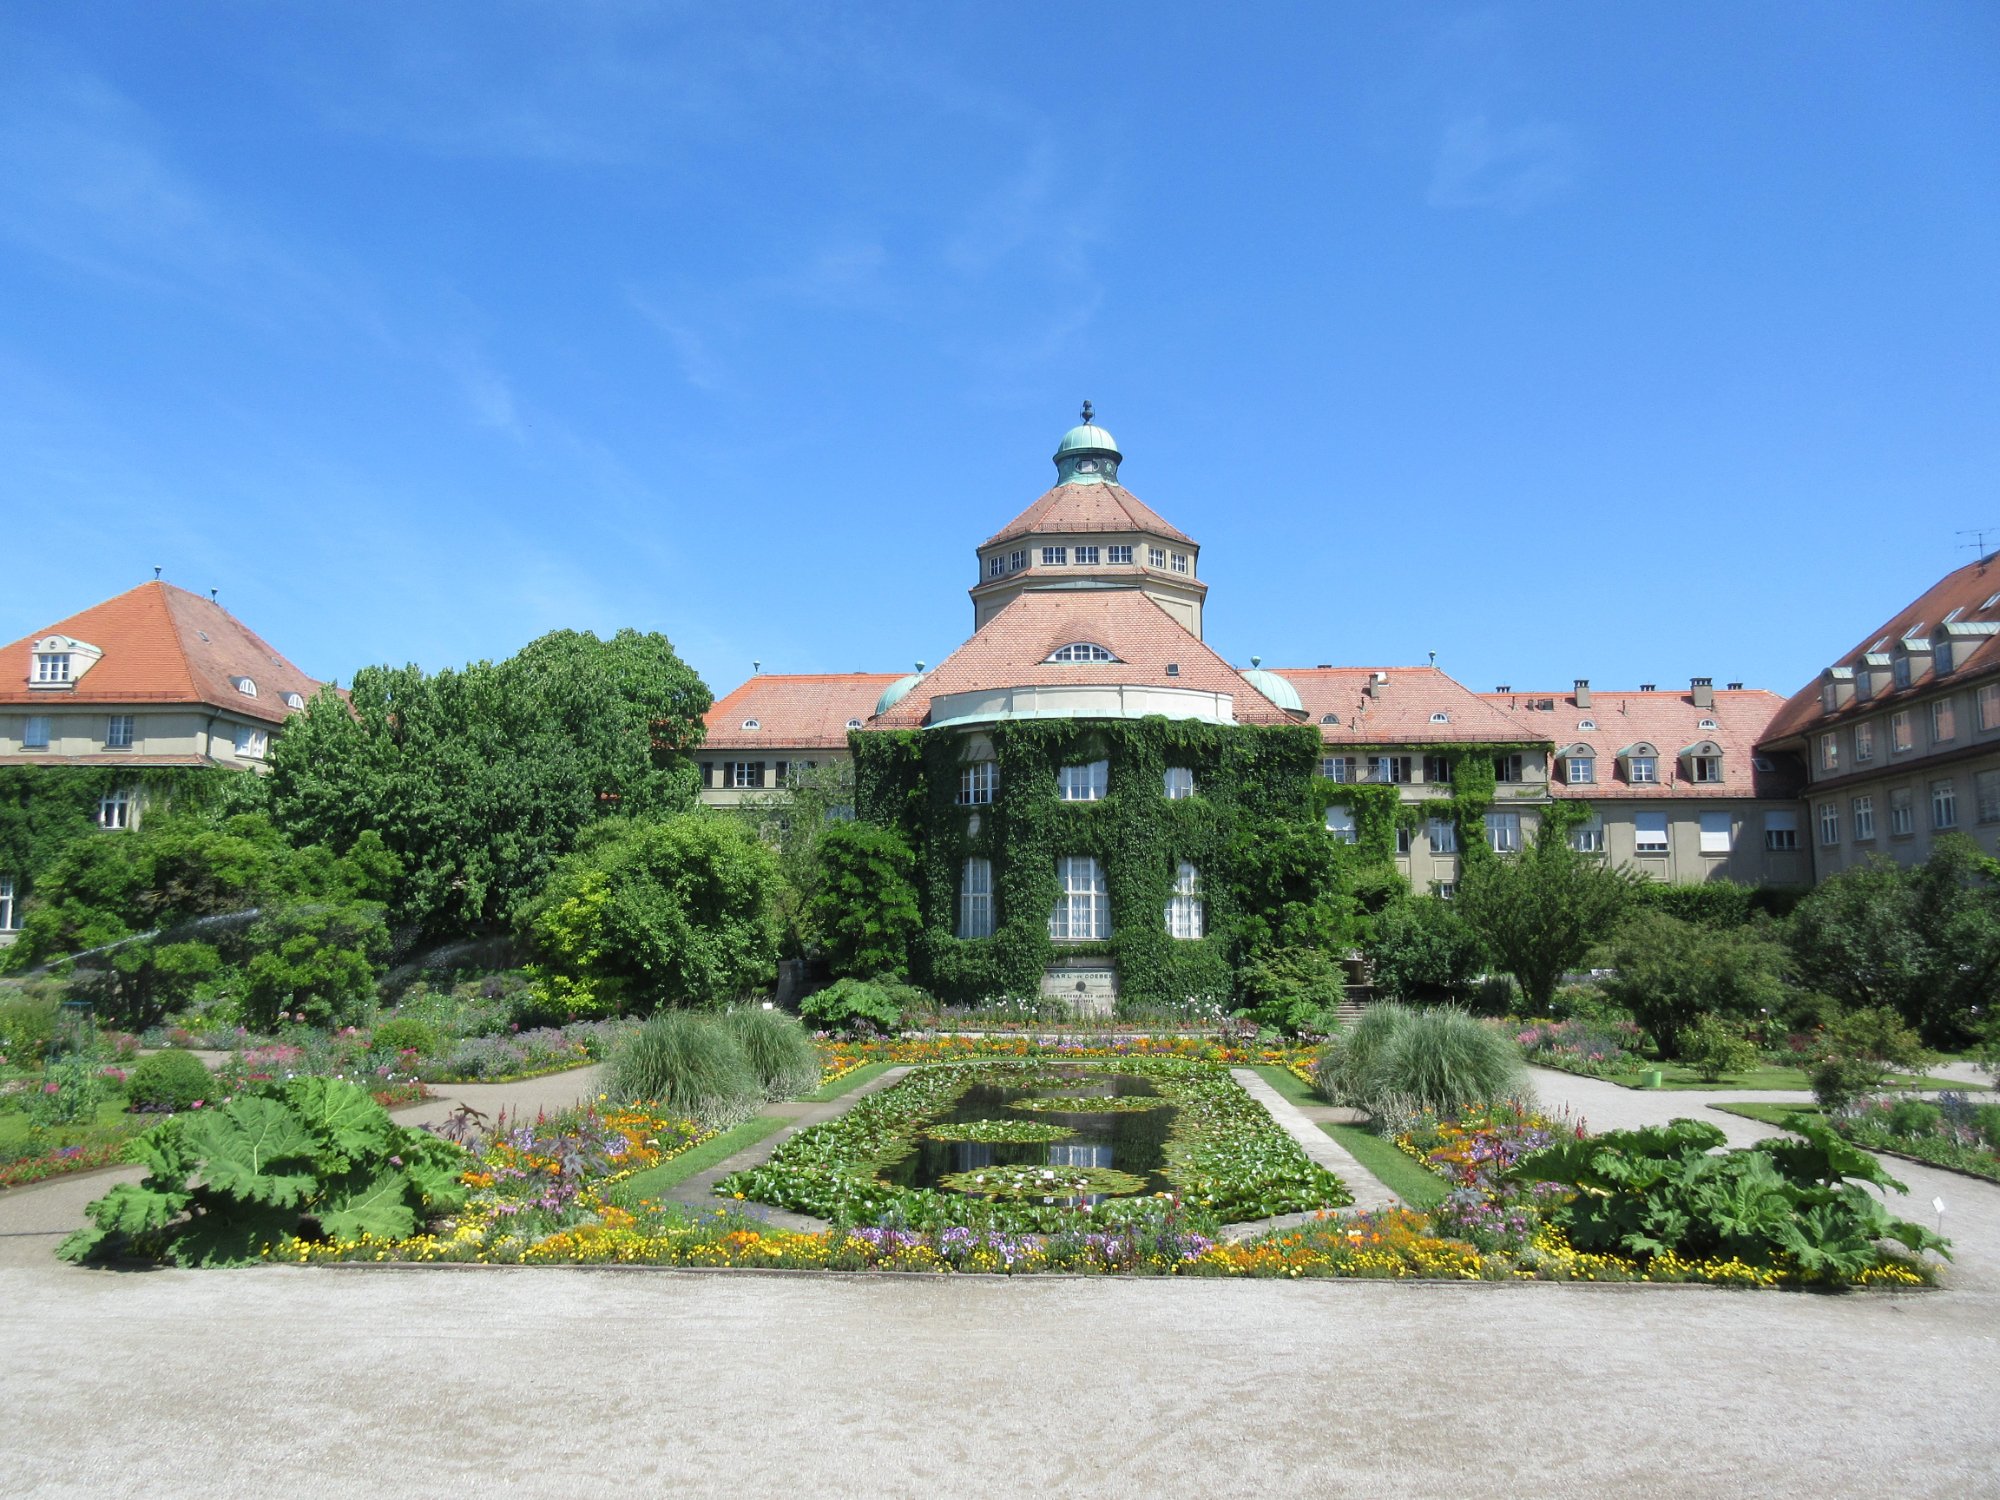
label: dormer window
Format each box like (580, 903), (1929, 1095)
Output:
(1430, 712), (1450, 724)
(1320, 714), (1339, 726)
(1047, 642), (1117, 663)
(1893, 657), (1912, 689)
(33, 653), (71, 684)
(233, 676), (257, 698)
(283, 691), (306, 710)
(1621, 743), (1660, 784)
(741, 719), (761, 730)
(1690, 754), (1724, 783)
(1578, 718), (1596, 731)
(846, 718), (863, 730)
(1698, 718), (1718, 731)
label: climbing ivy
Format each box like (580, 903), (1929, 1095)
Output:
(0, 766), (260, 903)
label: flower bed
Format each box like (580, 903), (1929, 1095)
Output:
(718, 1058), (1353, 1232)
(1513, 1019), (1646, 1079)
(1830, 1093), (2000, 1185)
(817, 1035), (1319, 1072)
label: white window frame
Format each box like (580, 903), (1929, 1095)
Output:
(1566, 755), (1594, 784)
(1628, 755), (1658, 785)
(1570, 816), (1604, 854)
(958, 761), (996, 805)
(1818, 802), (1840, 847)
(98, 787), (132, 830)
(1852, 795), (1875, 841)
(958, 858), (994, 939)
(1818, 734), (1839, 773)
(1890, 711), (1913, 752)
(105, 715), (135, 750)
(22, 716), (50, 750)
(1047, 642), (1116, 663)
(0, 875), (14, 931)
(1889, 787), (1915, 837)
(1074, 545), (1100, 565)
(233, 725), (269, 760)
(1981, 683), (2000, 732)
(1691, 756), (1723, 784)
(1634, 812), (1669, 854)
(232, 676), (258, 698)
(1048, 856), (1108, 940)
(1931, 778), (1958, 831)
(33, 653), (71, 684)
(1163, 767), (1195, 800)
(1324, 806), (1358, 844)
(1165, 861), (1204, 940)
(988, 556), (1005, 578)
(1854, 721), (1874, 762)
(1976, 770), (2000, 825)
(1171, 553), (1190, 575)
(1107, 545), (1133, 565)
(1427, 818), (1457, 854)
(1422, 754), (1453, 784)
(1057, 760), (1109, 802)
(1009, 549), (1026, 572)
(1041, 546), (1067, 566)
(1484, 811), (1520, 854)
(729, 761), (764, 790)
(1147, 546), (1167, 569)
(1932, 698), (1957, 744)
(1698, 811), (1732, 854)
(1321, 756), (1355, 783)
(1371, 755), (1410, 784)
(1492, 753), (1524, 783)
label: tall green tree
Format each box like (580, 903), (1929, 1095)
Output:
(1788, 835), (2000, 1047)
(806, 820), (921, 979)
(1225, 815), (1362, 961)
(1366, 894), (1488, 1005)
(734, 761), (859, 958)
(516, 813), (781, 1015)
(269, 629), (710, 936)
(1455, 822), (1638, 1011)
(1597, 910), (1789, 1057)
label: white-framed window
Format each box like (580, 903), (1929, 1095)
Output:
(989, 556), (1005, 579)
(1395, 825), (1412, 855)
(1931, 778), (1958, 830)
(1485, 811), (1520, 853)
(1047, 642), (1116, 663)
(283, 692), (305, 710)
(1371, 755), (1411, 784)
(1891, 711), (1913, 752)
(1427, 817), (1457, 854)
(1819, 802), (1840, 846)
(1074, 545), (1100, 565)
(98, 787), (132, 830)
(1570, 815), (1604, 854)
(1171, 553), (1190, 574)
(1041, 546), (1067, 566)
(1430, 712), (1450, 725)
(1324, 806), (1358, 843)
(1492, 753), (1524, 783)
(1699, 811), (1732, 854)
(233, 725), (269, 760)
(1691, 755), (1723, 783)
(1163, 767), (1195, 800)
(1434, 881), (1457, 900)
(1057, 760), (1109, 802)
(1321, 756), (1355, 783)
(846, 718), (863, 730)
(1566, 756), (1595, 784)
(0, 875), (14, 931)
(1422, 755), (1453, 784)
(1818, 734), (1839, 773)
(1048, 856), (1108, 940)
(1852, 795), (1875, 841)
(105, 715), (134, 750)
(1147, 546), (1167, 569)
(1932, 698), (1957, 744)
(232, 676), (258, 698)
(729, 761), (764, 789)
(1009, 549), (1026, 572)
(1165, 861), (1204, 939)
(1764, 810), (1799, 851)
(741, 718), (761, 731)
(1893, 657), (1912, 689)
(1854, 721), (1874, 762)
(1889, 787), (1915, 836)
(22, 716), (50, 749)
(1629, 755), (1658, 785)
(958, 762), (996, 805)
(1635, 811), (1669, 854)
(1981, 683), (2000, 732)
(33, 653), (71, 684)
(1107, 545), (1133, 565)
(1977, 770), (2000, 824)
(958, 858), (994, 940)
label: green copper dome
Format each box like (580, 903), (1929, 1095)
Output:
(875, 671), (925, 717)
(1241, 661), (1304, 714)
(1053, 400), (1122, 484)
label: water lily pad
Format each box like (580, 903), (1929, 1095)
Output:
(924, 1119), (1076, 1144)
(938, 1164), (1148, 1199)
(1010, 1094), (1169, 1114)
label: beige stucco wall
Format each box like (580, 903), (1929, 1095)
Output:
(696, 746), (852, 810)
(0, 706), (276, 768)
(972, 527), (1205, 636)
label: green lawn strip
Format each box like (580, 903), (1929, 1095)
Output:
(800, 1061), (892, 1103)
(1248, 1063), (1319, 1107)
(1602, 1064), (1949, 1092)
(0, 1094), (135, 1153)
(1318, 1122), (1447, 1210)
(610, 1114), (789, 1205)
(1710, 1102), (1826, 1127)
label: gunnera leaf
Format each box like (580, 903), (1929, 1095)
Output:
(317, 1170), (418, 1243)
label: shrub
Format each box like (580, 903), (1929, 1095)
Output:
(609, 1012), (762, 1126)
(59, 1076), (468, 1267)
(26, 1050), (111, 1128)
(125, 1049), (213, 1111)
(1677, 1014), (1759, 1083)
(1233, 947), (1344, 1037)
(370, 1017), (443, 1057)
(1810, 1007), (1932, 1111)
(1314, 1002), (1413, 1107)
(723, 1008), (822, 1099)
(1365, 897), (1485, 1004)
(1886, 1097), (1943, 1137)
(806, 822), (922, 980)
(799, 976), (907, 1035)
(1598, 910), (1789, 1057)
(0, 990), (60, 1066)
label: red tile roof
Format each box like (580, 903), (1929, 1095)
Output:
(981, 483), (1197, 550)
(0, 582), (323, 726)
(1761, 551), (2000, 744)
(968, 564), (1208, 600)
(1272, 667), (1530, 745)
(874, 591), (1296, 728)
(1480, 687), (1798, 799)
(703, 674), (906, 750)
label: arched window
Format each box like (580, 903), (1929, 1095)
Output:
(741, 718), (760, 730)
(1165, 862), (1204, 939)
(1046, 642), (1117, 663)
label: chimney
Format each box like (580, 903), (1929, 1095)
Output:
(1726, 681), (1743, 691)
(1573, 678), (1592, 709)
(1365, 670), (1387, 698)
(1495, 684), (1511, 694)
(1639, 683), (1656, 693)
(1691, 676), (1714, 709)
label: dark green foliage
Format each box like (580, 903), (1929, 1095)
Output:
(609, 1012), (762, 1125)
(1227, 815), (1367, 959)
(807, 821), (921, 979)
(1598, 909), (1790, 1057)
(2, 812), (397, 1029)
(1509, 1116), (1948, 1280)
(1455, 823), (1640, 1011)
(0, 989), (60, 1066)
(1232, 946), (1344, 1036)
(517, 813), (781, 1016)
(370, 1016), (443, 1057)
(124, 1049), (214, 1110)
(1318, 1002), (1524, 1115)
(1631, 880), (1808, 928)
(1809, 1006), (1933, 1110)
(268, 628), (710, 938)
(852, 719), (1333, 1010)
(1788, 835), (2000, 1047)
(59, 1077), (469, 1267)
(1676, 1014), (1759, 1082)
(799, 976), (908, 1034)
(1365, 895), (1487, 1003)
(734, 761), (858, 957)
(723, 1007), (822, 1098)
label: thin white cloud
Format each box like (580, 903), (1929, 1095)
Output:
(1427, 114), (1578, 213)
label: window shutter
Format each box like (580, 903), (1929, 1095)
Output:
(701, 761), (713, 788)
(751, 762), (766, 788)
(774, 761), (788, 786)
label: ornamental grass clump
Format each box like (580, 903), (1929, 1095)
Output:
(1317, 1003), (1526, 1118)
(723, 1007), (821, 1100)
(610, 1012), (762, 1127)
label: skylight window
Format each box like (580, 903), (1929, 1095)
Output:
(1047, 642), (1116, 663)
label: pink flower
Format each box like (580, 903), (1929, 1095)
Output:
(191, 1100), (205, 1109)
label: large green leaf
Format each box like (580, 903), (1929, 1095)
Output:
(317, 1169), (417, 1242)
(285, 1076), (391, 1159)
(189, 1098), (320, 1206)
(171, 1201), (306, 1268)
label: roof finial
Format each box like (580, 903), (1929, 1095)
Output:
(1079, 398), (1094, 425)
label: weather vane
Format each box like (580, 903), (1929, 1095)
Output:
(1080, 399), (1094, 425)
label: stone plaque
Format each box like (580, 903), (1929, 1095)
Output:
(1040, 960), (1118, 1018)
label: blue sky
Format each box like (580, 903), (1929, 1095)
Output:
(2, 3), (1996, 705)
